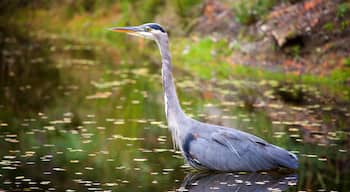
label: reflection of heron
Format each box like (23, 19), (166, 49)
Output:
(109, 23), (298, 171)
(180, 172), (297, 192)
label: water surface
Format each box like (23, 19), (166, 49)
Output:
(0, 28), (349, 191)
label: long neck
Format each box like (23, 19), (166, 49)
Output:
(156, 35), (186, 127)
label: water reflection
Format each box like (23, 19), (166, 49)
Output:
(180, 172), (297, 192)
(0, 25), (60, 117)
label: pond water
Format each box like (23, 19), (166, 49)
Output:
(0, 28), (349, 191)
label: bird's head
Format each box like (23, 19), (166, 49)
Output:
(109, 23), (166, 40)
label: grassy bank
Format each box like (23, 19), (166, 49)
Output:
(5, 1), (350, 99)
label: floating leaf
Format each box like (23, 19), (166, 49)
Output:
(86, 91), (112, 99)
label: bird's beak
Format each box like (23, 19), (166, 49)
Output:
(108, 26), (142, 34)
(108, 25), (154, 40)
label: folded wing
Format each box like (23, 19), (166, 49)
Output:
(185, 128), (298, 171)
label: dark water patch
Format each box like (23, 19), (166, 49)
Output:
(0, 26), (60, 118)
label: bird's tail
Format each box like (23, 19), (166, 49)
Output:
(268, 145), (298, 169)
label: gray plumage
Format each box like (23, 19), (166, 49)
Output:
(110, 23), (298, 172)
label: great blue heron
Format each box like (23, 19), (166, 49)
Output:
(109, 23), (298, 172)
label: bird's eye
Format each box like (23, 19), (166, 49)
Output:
(145, 27), (151, 32)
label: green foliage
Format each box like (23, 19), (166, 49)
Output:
(173, 35), (350, 97)
(232, 0), (277, 25)
(337, 2), (350, 18)
(291, 45), (301, 58)
(62, 0), (165, 22)
(344, 57), (350, 67)
(172, 0), (202, 17)
(330, 68), (350, 83)
(173, 38), (231, 79)
(340, 20), (350, 31)
(58, 0), (201, 25)
(62, 0), (104, 17)
(323, 22), (334, 32)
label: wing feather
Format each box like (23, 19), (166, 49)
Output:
(185, 129), (277, 171)
(183, 122), (298, 171)
(211, 132), (241, 158)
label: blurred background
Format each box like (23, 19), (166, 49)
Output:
(0, 0), (349, 191)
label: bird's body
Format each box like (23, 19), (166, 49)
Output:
(175, 118), (297, 171)
(110, 23), (298, 172)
